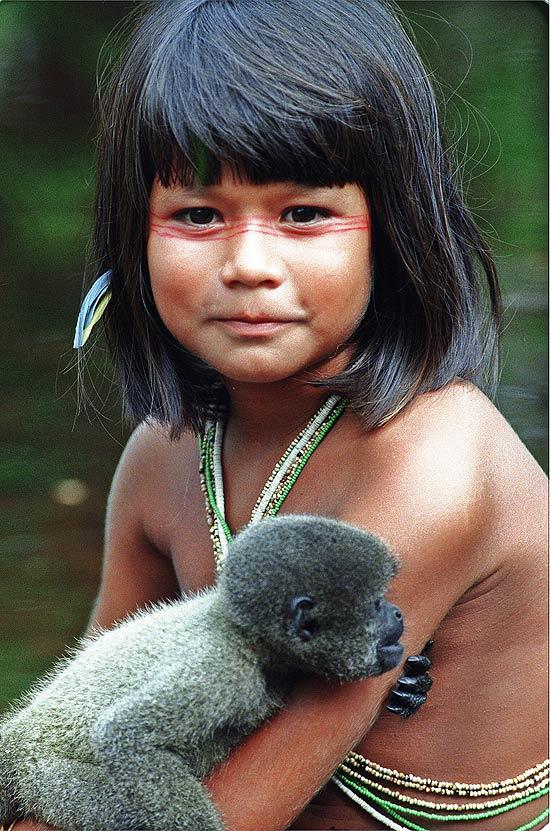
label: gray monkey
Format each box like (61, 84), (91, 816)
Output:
(0, 514), (404, 831)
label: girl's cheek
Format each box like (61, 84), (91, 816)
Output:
(147, 235), (204, 289)
(146, 232), (168, 275)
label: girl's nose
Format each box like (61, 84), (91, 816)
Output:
(220, 225), (284, 288)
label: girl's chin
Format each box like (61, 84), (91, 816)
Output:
(196, 343), (354, 386)
(200, 351), (313, 384)
(218, 366), (308, 385)
(216, 359), (347, 387)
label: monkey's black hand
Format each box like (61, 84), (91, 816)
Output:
(385, 639), (434, 719)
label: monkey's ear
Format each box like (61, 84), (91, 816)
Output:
(288, 596), (317, 641)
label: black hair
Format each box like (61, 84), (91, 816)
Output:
(87, 0), (501, 436)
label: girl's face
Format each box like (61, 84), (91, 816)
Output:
(147, 168), (371, 384)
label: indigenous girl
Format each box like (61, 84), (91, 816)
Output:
(13, 1), (548, 829)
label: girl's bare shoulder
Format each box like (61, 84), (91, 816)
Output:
(403, 380), (546, 513)
(344, 380), (546, 581)
(109, 418), (200, 514)
(91, 421), (206, 629)
(113, 419), (198, 488)
(108, 419), (203, 542)
(357, 379), (544, 499)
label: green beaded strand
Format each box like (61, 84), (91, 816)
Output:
(200, 426), (233, 545)
(338, 774), (548, 822)
(335, 774), (550, 831)
(514, 806), (550, 831)
(267, 399), (348, 516)
(202, 398), (347, 533)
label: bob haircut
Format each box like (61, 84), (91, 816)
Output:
(88, 0), (501, 437)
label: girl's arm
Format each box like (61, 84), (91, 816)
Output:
(206, 671), (399, 831)
(87, 424), (181, 630)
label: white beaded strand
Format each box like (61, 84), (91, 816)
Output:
(212, 418), (229, 561)
(209, 395), (344, 564)
(251, 394), (342, 521)
(332, 776), (412, 831)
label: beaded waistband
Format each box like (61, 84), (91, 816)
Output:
(332, 753), (550, 831)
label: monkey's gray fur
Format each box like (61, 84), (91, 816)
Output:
(0, 514), (404, 831)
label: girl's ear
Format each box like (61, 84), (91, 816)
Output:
(288, 596), (317, 641)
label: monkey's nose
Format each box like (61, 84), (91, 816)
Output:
(379, 600), (404, 643)
(375, 600), (405, 670)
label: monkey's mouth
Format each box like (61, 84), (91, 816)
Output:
(377, 641), (405, 670)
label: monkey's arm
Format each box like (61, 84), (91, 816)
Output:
(86, 661), (277, 831)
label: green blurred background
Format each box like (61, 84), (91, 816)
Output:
(0, 1), (547, 709)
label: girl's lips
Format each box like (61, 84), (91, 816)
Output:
(216, 319), (296, 337)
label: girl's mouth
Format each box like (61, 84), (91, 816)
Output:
(215, 318), (296, 337)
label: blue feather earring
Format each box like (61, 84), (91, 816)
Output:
(73, 270), (112, 348)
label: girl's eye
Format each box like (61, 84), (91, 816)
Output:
(282, 206), (329, 224)
(176, 208), (220, 226)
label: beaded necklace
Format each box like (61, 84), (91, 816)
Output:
(197, 398), (549, 831)
(198, 393), (347, 568)
(332, 755), (549, 831)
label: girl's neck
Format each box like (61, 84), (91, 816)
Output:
(222, 380), (336, 447)
(220, 346), (354, 449)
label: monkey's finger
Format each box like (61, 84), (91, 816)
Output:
(385, 702), (418, 718)
(396, 674), (433, 694)
(386, 690), (427, 719)
(403, 654), (431, 675)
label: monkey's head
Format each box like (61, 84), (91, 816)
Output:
(218, 515), (404, 681)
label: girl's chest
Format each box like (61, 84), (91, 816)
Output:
(148, 438), (360, 596)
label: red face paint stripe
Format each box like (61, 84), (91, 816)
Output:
(150, 223), (371, 240)
(149, 214), (370, 241)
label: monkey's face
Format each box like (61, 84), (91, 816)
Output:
(282, 593), (404, 680)
(220, 514), (404, 681)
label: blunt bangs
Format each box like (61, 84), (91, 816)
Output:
(89, 0), (501, 437)
(135, 0), (384, 190)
